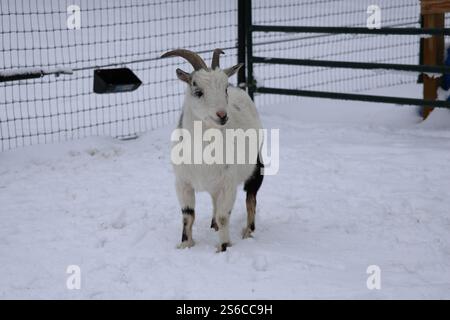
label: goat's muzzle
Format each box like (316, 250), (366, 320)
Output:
(216, 111), (228, 125)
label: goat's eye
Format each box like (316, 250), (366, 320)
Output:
(194, 90), (203, 98)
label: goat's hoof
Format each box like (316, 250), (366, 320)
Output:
(210, 219), (219, 232)
(216, 242), (231, 253)
(177, 240), (195, 249)
(242, 227), (254, 239)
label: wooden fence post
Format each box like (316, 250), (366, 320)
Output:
(420, 0), (450, 119)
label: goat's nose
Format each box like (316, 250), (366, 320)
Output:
(216, 111), (227, 119)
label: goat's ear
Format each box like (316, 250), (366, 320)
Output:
(223, 63), (243, 78)
(176, 68), (192, 83)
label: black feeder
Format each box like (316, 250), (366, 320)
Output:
(94, 68), (142, 94)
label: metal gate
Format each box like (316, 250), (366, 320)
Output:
(237, 0), (450, 113)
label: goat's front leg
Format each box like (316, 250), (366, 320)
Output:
(176, 179), (195, 249)
(214, 185), (237, 252)
(210, 195), (219, 231)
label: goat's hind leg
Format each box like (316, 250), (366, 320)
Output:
(243, 157), (264, 239)
(243, 193), (256, 239)
(176, 179), (196, 249)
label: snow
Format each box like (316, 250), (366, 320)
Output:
(1, 84), (450, 299)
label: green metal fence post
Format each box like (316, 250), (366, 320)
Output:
(237, 0), (247, 87)
(244, 0), (254, 100)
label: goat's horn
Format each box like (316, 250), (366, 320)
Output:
(211, 49), (225, 69)
(161, 49), (207, 71)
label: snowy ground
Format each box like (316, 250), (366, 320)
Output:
(1, 84), (450, 299)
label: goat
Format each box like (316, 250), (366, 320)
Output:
(162, 48), (264, 252)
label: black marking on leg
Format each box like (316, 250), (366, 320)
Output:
(181, 214), (191, 242)
(182, 207), (194, 215)
(250, 222), (255, 231)
(221, 243), (229, 252)
(244, 155), (264, 194)
(211, 218), (218, 231)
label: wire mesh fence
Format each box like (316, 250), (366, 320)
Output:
(0, 0), (442, 151)
(0, 0), (238, 151)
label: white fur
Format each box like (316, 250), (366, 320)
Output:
(173, 69), (262, 250)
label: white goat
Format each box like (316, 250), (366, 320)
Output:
(162, 49), (264, 252)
